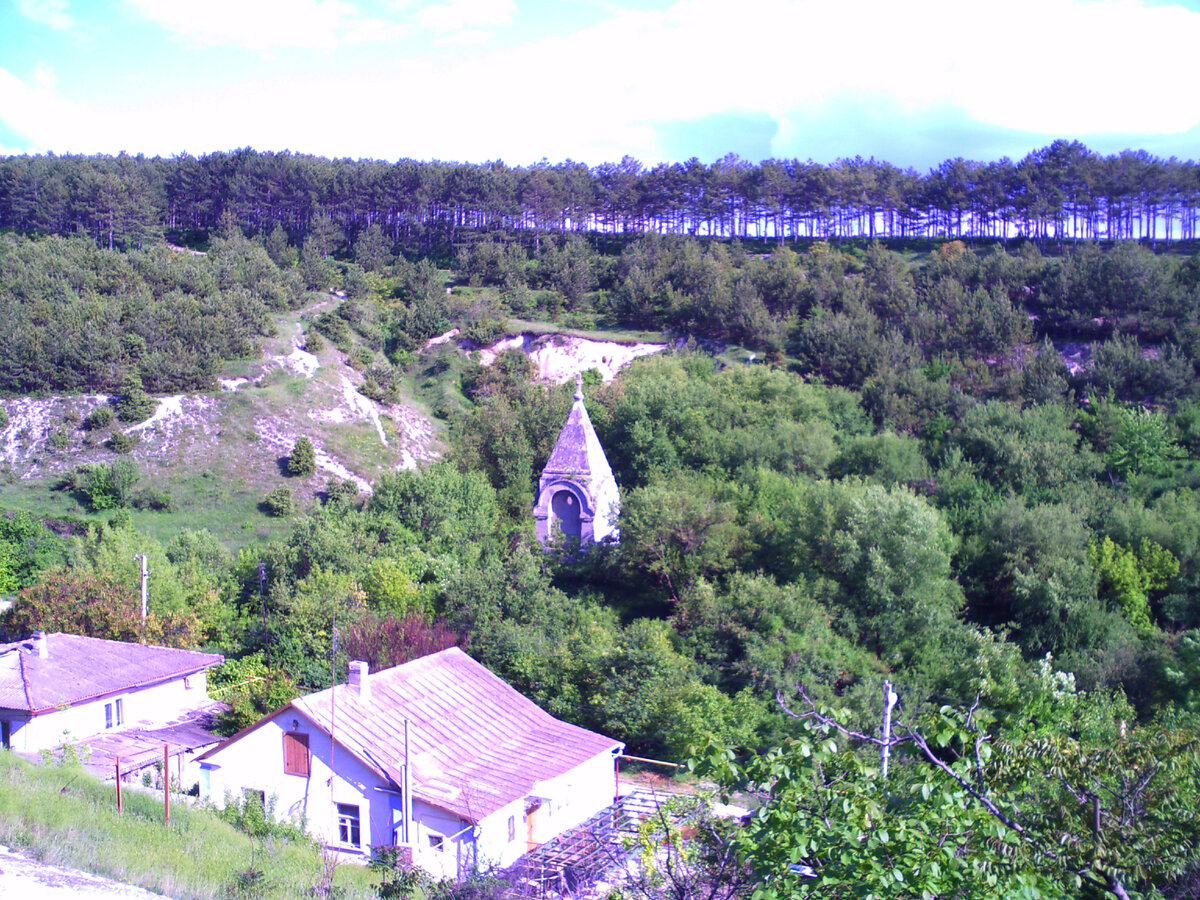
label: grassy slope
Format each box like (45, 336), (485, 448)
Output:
(0, 752), (380, 900)
(0, 305), (440, 552)
(0, 292), (676, 551)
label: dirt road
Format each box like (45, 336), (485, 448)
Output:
(0, 845), (174, 899)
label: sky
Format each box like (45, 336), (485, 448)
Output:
(3, 0), (1200, 171)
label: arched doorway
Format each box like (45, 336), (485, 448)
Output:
(552, 490), (582, 538)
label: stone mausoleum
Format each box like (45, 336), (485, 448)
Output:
(533, 379), (619, 547)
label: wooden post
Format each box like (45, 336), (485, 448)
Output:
(115, 756), (122, 814)
(163, 743), (170, 825)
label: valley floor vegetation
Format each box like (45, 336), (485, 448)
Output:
(0, 751), (381, 900)
(3, 150), (1200, 895)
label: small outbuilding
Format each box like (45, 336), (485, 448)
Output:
(197, 648), (623, 879)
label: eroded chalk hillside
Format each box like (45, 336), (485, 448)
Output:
(0, 308), (441, 534)
(0, 295), (670, 540)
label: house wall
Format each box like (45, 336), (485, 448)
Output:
(474, 749), (619, 871)
(199, 709), (402, 856)
(200, 717), (619, 881)
(1, 670), (212, 753)
(411, 800), (474, 880)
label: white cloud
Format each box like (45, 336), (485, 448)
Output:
(434, 0), (1200, 162)
(418, 0), (514, 31)
(433, 27), (494, 45)
(7, 0), (1200, 166)
(16, 0), (74, 30)
(31, 63), (56, 91)
(124, 0), (406, 50)
(0, 68), (104, 153)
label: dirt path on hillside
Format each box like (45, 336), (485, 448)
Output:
(0, 845), (175, 900)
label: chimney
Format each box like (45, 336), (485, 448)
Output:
(31, 631), (48, 659)
(348, 660), (370, 704)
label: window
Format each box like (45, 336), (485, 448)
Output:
(105, 699), (125, 730)
(337, 803), (361, 848)
(428, 834), (444, 852)
(507, 815), (516, 842)
(283, 731), (310, 776)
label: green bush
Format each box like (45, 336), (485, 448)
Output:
(115, 373), (157, 424)
(48, 427), (70, 451)
(78, 459), (141, 511)
(83, 405), (115, 430)
(262, 486), (295, 517)
(106, 431), (139, 454)
(287, 437), (316, 478)
(325, 477), (361, 506)
(133, 489), (174, 512)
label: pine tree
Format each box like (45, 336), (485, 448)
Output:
(288, 437), (317, 478)
(115, 372), (156, 423)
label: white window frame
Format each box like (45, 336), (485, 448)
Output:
(104, 698), (125, 730)
(337, 803), (361, 848)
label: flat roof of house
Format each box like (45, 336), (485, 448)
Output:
(73, 700), (228, 779)
(0, 633), (223, 714)
(238, 648), (622, 822)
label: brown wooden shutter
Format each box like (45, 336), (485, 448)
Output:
(283, 731), (309, 776)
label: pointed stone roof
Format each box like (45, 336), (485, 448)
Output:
(542, 378), (616, 491)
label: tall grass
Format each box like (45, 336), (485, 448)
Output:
(0, 752), (381, 900)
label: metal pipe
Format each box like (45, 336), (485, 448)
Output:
(115, 756), (122, 814)
(402, 719), (411, 845)
(163, 743), (170, 824)
(618, 754), (683, 768)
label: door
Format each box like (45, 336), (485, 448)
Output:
(525, 801), (541, 851)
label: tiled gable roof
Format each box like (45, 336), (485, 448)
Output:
(289, 648), (621, 821)
(0, 633), (223, 714)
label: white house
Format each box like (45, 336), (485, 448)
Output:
(198, 648), (624, 879)
(0, 631), (224, 757)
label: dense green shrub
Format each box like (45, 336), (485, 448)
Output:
(106, 431), (139, 454)
(287, 437), (316, 478)
(83, 405), (114, 430)
(115, 373), (156, 424)
(262, 486), (295, 517)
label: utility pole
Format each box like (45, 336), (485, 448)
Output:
(134, 553), (150, 620)
(881, 679), (898, 780)
(259, 561), (268, 665)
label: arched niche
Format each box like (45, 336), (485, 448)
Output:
(551, 489), (582, 538)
